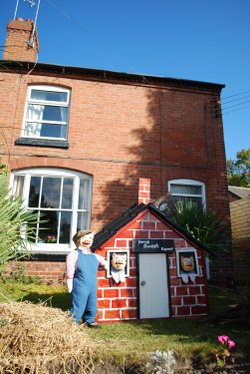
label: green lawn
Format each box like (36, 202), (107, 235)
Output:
(0, 280), (249, 371)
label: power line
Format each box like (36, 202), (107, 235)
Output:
(44, 0), (152, 84)
(221, 94), (250, 105)
(222, 99), (250, 111)
(221, 90), (250, 101)
(222, 104), (250, 116)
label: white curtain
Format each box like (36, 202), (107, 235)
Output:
(25, 104), (44, 136)
(13, 176), (25, 198)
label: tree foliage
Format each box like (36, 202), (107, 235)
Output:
(0, 174), (39, 267)
(227, 148), (250, 187)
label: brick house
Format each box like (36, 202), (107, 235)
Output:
(0, 18), (232, 285)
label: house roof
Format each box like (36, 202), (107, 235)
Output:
(91, 202), (216, 257)
(0, 60), (224, 93)
(228, 186), (250, 199)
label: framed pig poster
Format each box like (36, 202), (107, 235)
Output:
(106, 250), (130, 283)
(176, 249), (199, 283)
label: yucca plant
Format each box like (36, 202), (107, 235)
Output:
(0, 174), (40, 268)
(167, 200), (229, 252)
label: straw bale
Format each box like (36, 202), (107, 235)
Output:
(0, 301), (97, 373)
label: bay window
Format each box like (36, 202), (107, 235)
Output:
(11, 168), (92, 253)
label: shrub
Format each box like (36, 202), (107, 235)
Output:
(0, 174), (41, 269)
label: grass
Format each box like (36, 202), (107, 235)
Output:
(0, 281), (71, 310)
(0, 280), (249, 371)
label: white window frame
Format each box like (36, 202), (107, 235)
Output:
(176, 248), (200, 278)
(168, 179), (206, 208)
(168, 179), (210, 277)
(22, 85), (70, 140)
(9, 168), (92, 254)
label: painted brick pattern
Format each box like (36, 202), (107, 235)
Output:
(96, 209), (208, 322)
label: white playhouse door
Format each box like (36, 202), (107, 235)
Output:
(139, 253), (170, 319)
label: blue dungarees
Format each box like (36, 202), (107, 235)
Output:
(70, 249), (99, 324)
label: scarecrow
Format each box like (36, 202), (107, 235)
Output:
(66, 230), (107, 327)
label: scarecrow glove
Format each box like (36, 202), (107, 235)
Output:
(66, 278), (73, 293)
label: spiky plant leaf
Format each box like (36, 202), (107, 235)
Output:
(0, 174), (41, 267)
(168, 200), (229, 252)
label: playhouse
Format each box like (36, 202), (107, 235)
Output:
(92, 179), (213, 323)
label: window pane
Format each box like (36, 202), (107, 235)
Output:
(43, 106), (68, 122)
(78, 179), (90, 210)
(77, 212), (89, 231)
(40, 123), (67, 139)
(26, 104), (44, 121)
(29, 177), (41, 207)
(38, 210), (58, 243)
(41, 178), (61, 208)
(59, 212), (72, 243)
(24, 122), (67, 139)
(24, 122), (67, 138)
(170, 184), (202, 195)
(27, 105), (68, 122)
(30, 90), (67, 103)
(62, 179), (73, 209)
(24, 122), (42, 137)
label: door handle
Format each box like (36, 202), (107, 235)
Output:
(141, 280), (146, 286)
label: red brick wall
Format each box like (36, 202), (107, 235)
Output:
(4, 260), (66, 285)
(96, 210), (208, 322)
(138, 177), (151, 204)
(0, 64), (231, 283)
(3, 18), (38, 62)
(0, 72), (229, 224)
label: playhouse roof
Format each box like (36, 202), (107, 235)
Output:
(92, 203), (216, 257)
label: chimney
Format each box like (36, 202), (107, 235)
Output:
(2, 18), (39, 62)
(138, 178), (151, 205)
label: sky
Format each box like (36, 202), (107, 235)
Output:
(0, 0), (249, 160)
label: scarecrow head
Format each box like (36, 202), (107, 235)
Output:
(73, 230), (94, 248)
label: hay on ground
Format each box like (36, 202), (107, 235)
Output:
(0, 301), (96, 373)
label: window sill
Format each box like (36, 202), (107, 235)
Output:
(20, 253), (67, 262)
(15, 137), (69, 149)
